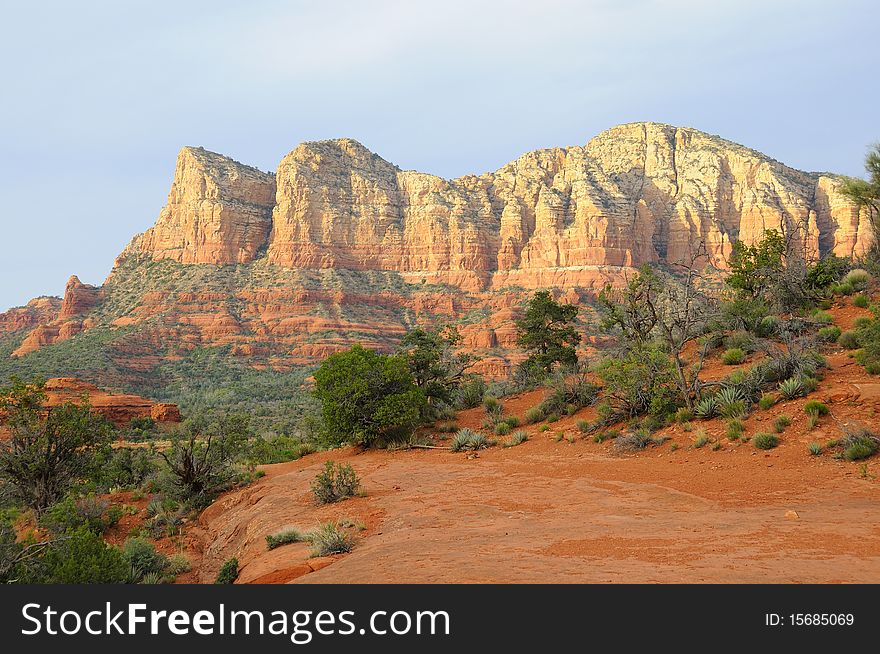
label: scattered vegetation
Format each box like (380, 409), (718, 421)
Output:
(773, 415), (791, 433)
(214, 557), (239, 584)
(266, 528), (308, 550)
(311, 461), (361, 504)
(752, 433), (779, 450)
(309, 521), (355, 557)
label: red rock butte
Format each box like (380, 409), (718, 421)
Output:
(0, 122), (873, 377)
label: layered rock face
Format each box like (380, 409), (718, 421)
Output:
(41, 378), (180, 426)
(127, 123), (875, 289)
(2, 123), (874, 384)
(130, 147), (276, 265)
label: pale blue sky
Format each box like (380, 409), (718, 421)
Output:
(0, 0), (876, 310)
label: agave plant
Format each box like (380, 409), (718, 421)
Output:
(716, 386), (744, 407)
(694, 396), (718, 419)
(778, 377), (805, 400)
(450, 428), (478, 452)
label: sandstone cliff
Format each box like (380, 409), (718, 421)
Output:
(126, 122), (874, 290)
(1, 123), (873, 389)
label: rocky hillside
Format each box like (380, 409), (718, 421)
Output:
(0, 123), (872, 417)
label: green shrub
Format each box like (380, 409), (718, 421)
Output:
(818, 326), (841, 343)
(726, 419), (745, 440)
(844, 269), (871, 291)
(808, 442), (822, 456)
(41, 495), (119, 535)
(773, 415), (791, 433)
(311, 461), (361, 504)
(752, 433), (779, 450)
(545, 412), (561, 423)
(313, 344), (424, 446)
(812, 310), (834, 325)
(669, 442), (679, 451)
(841, 429), (879, 461)
(803, 400), (829, 416)
(454, 377), (487, 409)
(854, 316), (873, 329)
(835, 281), (855, 296)
(839, 330), (861, 350)
(722, 348), (747, 365)
(674, 407), (694, 424)
(309, 522), (355, 557)
(693, 430), (709, 448)
(724, 331), (757, 352)
(167, 554), (192, 575)
(483, 396), (502, 419)
(758, 394), (776, 410)
(26, 526), (129, 583)
(266, 528), (307, 550)
(524, 406), (545, 424)
(437, 421), (458, 433)
(538, 424), (550, 433)
(247, 435), (315, 465)
(494, 422), (511, 436)
(853, 294), (870, 308)
(214, 557), (239, 584)
(504, 416), (521, 428)
(720, 400), (747, 420)
(576, 419), (590, 433)
(123, 537), (169, 580)
(504, 430), (529, 448)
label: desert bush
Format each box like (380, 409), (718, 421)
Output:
(613, 429), (653, 452)
(726, 419), (745, 440)
(752, 433), (779, 450)
(818, 326), (841, 343)
(773, 415), (791, 433)
(757, 393), (776, 410)
(97, 446), (159, 490)
(167, 554), (192, 575)
(811, 310), (834, 325)
(0, 380), (114, 511)
(593, 347), (678, 423)
(854, 316), (873, 329)
(454, 376), (487, 409)
(693, 430), (709, 448)
(844, 269), (871, 291)
(504, 430), (529, 448)
(808, 442), (823, 456)
(724, 331), (757, 353)
(840, 428), (879, 461)
(160, 414), (251, 504)
(41, 495), (119, 535)
(123, 537), (169, 581)
(214, 557), (239, 584)
(437, 421), (458, 433)
(545, 412), (561, 423)
(494, 422), (511, 436)
(674, 407), (694, 423)
(483, 396), (503, 421)
(854, 294), (870, 308)
(803, 400), (829, 416)
(266, 528), (307, 550)
(21, 526), (129, 583)
(247, 435), (316, 465)
(835, 281), (855, 296)
(722, 348), (747, 365)
(309, 522), (355, 557)
(504, 416), (521, 428)
(311, 461), (360, 504)
(576, 419), (590, 433)
(839, 330), (861, 350)
(524, 406), (545, 424)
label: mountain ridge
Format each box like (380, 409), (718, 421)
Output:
(0, 122), (873, 414)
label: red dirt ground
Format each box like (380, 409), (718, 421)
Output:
(185, 298), (880, 584)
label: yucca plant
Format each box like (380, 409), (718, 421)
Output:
(694, 396), (718, 419)
(778, 377), (804, 400)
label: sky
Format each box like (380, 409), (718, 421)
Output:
(0, 0), (877, 310)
